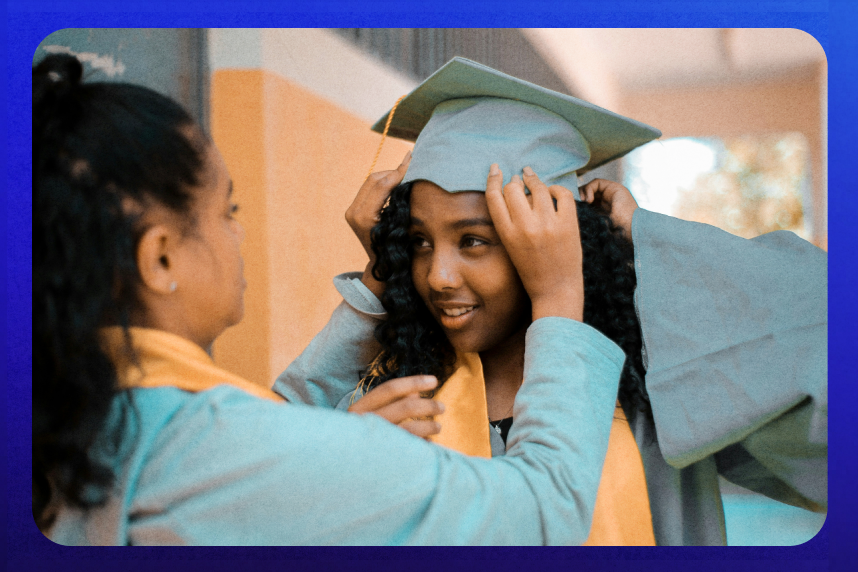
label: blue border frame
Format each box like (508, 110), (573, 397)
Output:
(7, 1), (857, 570)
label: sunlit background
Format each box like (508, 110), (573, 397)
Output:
(625, 134), (811, 240)
(35, 28), (827, 546)
(523, 28), (826, 250)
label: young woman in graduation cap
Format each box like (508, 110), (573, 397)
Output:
(34, 53), (631, 545)
(276, 57), (828, 546)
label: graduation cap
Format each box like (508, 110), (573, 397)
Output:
(370, 57), (661, 198)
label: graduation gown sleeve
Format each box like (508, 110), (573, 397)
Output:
(632, 208), (827, 511)
(272, 272), (385, 407)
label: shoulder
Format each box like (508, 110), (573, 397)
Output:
(118, 386), (445, 544)
(128, 385), (395, 459)
(126, 385), (441, 499)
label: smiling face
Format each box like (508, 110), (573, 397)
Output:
(409, 181), (531, 354)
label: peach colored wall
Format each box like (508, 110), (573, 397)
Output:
(210, 68), (412, 385)
(620, 65), (826, 249)
(209, 70), (271, 387)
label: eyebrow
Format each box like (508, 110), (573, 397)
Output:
(228, 180), (234, 197)
(410, 216), (494, 230)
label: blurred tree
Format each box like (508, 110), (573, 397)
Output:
(673, 134), (809, 240)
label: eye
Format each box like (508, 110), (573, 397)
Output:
(461, 236), (489, 248)
(228, 203), (240, 218)
(411, 235), (430, 249)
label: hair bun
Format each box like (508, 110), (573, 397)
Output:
(33, 53), (84, 106)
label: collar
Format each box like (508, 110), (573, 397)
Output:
(100, 326), (285, 403)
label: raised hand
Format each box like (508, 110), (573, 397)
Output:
(578, 178), (638, 239)
(345, 150), (412, 296)
(484, 164), (584, 322)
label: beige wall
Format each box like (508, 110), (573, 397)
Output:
(209, 70), (270, 387)
(210, 67), (411, 385)
(619, 63), (827, 249)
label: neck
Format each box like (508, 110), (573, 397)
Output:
(130, 303), (217, 356)
(480, 325), (528, 420)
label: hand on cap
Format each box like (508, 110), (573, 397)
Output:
(346, 150), (412, 296)
(485, 165), (584, 322)
(348, 375), (444, 439)
(579, 178), (638, 240)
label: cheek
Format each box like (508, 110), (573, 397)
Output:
(205, 227), (244, 288)
(477, 260), (529, 319)
(411, 256), (430, 300)
(478, 248), (523, 293)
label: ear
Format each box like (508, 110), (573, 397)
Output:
(136, 224), (179, 295)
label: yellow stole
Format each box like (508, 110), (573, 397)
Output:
(99, 327), (285, 403)
(428, 352), (656, 546)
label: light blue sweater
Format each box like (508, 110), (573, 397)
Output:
(48, 318), (625, 545)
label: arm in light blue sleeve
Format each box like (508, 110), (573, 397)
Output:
(631, 208), (827, 510)
(128, 318), (625, 545)
(272, 272), (385, 407)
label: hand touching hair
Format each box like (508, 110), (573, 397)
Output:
(363, 182), (650, 420)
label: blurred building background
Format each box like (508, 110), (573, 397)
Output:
(35, 28), (827, 546)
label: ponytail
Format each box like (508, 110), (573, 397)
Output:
(33, 54), (205, 528)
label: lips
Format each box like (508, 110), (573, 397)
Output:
(434, 303), (479, 330)
(442, 306), (474, 317)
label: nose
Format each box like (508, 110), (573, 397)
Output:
(426, 246), (462, 291)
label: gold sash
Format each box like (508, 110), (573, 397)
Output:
(429, 353), (656, 546)
(100, 327), (284, 403)
(426, 352), (493, 458)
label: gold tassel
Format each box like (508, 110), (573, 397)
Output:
(366, 95), (407, 180)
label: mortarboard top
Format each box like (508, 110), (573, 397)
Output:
(371, 57), (661, 196)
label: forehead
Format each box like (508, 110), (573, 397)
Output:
(409, 181), (489, 222)
(192, 142), (231, 204)
(200, 142), (228, 186)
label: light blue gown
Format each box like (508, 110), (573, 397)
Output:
(275, 208), (828, 545)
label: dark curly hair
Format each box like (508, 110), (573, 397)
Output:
(363, 182), (650, 421)
(33, 54), (206, 529)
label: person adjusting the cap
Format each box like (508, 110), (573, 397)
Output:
(276, 57), (828, 546)
(35, 53), (628, 546)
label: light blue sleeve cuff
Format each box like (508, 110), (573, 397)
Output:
(333, 272), (387, 317)
(271, 272), (384, 407)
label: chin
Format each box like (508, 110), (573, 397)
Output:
(446, 331), (492, 355)
(225, 303), (245, 329)
(234, 293), (246, 319)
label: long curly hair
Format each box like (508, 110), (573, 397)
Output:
(33, 54), (205, 529)
(363, 182), (650, 420)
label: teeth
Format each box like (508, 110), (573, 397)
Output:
(442, 307), (474, 317)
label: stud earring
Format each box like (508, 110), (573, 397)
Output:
(169, 281), (177, 293)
